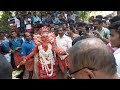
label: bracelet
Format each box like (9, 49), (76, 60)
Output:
(25, 56), (29, 60)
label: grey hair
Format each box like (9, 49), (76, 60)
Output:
(68, 38), (117, 75)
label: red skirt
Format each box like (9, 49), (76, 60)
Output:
(25, 58), (34, 72)
(58, 57), (67, 72)
(38, 63), (56, 79)
(14, 51), (23, 67)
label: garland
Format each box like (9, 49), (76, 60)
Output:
(38, 43), (55, 76)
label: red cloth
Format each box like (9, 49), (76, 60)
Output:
(58, 57), (68, 73)
(25, 58), (34, 72)
(38, 63), (56, 79)
(14, 51), (23, 67)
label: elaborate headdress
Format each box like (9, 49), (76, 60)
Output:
(38, 26), (50, 35)
(33, 26), (56, 45)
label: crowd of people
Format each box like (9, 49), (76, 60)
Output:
(0, 11), (120, 79)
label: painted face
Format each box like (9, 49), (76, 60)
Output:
(41, 31), (49, 42)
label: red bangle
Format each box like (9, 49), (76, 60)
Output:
(25, 56), (29, 60)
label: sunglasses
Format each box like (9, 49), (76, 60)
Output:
(67, 67), (97, 79)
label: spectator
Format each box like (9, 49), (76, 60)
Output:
(56, 26), (72, 51)
(70, 11), (77, 24)
(51, 15), (61, 24)
(93, 19), (110, 44)
(45, 13), (53, 25)
(33, 12), (42, 25)
(59, 15), (67, 24)
(109, 15), (120, 24)
(19, 14), (25, 34)
(108, 20), (120, 75)
(27, 12), (34, 26)
(0, 54), (13, 79)
(41, 14), (46, 25)
(56, 26), (72, 75)
(72, 35), (87, 46)
(14, 13), (20, 33)
(9, 31), (24, 79)
(24, 15), (32, 33)
(65, 26), (71, 36)
(21, 32), (34, 79)
(69, 26), (80, 40)
(8, 12), (15, 25)
(102, 19), (108, 28)
(67, 38), (119, 79)
(62, 23), (67, 30)
(0, 32), (11, 63)
(96, 15), (103, 20)
(77, 22), (87, 36)
(54, 25), (59, 36)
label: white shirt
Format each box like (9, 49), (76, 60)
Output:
(24, 18), (32, 29)
(114, 48), (120, 75)
(56, 34), (72, 51)
(70, 14), (77, 22)
(64, 13), (67, 20)
(15, 17), (20, 28)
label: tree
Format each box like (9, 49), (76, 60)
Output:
(76, 11), (91, 22)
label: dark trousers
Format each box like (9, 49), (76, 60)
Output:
(11, 53), (16, 69)
(11, 53), (25, 79)
(16, 65), (25, 79)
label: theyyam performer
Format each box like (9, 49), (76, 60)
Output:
(20, 26), (68, 79)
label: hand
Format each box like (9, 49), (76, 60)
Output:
(94, 31), (101, 38)
(17, 59), (26, 68)
(15, 47), (21, 51)
(85, 31), (95, 38)
(10, 50), (14, 53)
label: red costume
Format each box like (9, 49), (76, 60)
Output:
(25, 26), (67, 79)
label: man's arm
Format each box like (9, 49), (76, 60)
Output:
(25, 45), (38, 60)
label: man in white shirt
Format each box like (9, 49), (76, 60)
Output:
(56, 26), (72, 77)
(56, 26), (72, 51)
(14, 14), (20, 31)
(33, 12), (42, 25)
(70, 12), (77, 24)
(24, 18), (32, 33)
(108, 20), (120, 75)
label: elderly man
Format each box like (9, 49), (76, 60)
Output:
(67, 38), (119, 79)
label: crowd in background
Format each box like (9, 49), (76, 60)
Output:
(1, 11), (120, 79)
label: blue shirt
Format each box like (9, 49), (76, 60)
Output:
(0, 38), (10, 54)
(33, 16), (42, 24)
(52, 18), (61, 24)
(9, 37), (23, 54)
(45, 17), (53, 24)
(21, 40), (34, 56)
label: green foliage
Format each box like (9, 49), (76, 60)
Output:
(76, 11), (91, 22)
(0, 11), (11, 33)
(0, 23), (10, 33)
(1, 11), (10, 21)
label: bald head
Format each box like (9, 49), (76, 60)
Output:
(68, 38), (117, 76)
(25, 32), (31, 41)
